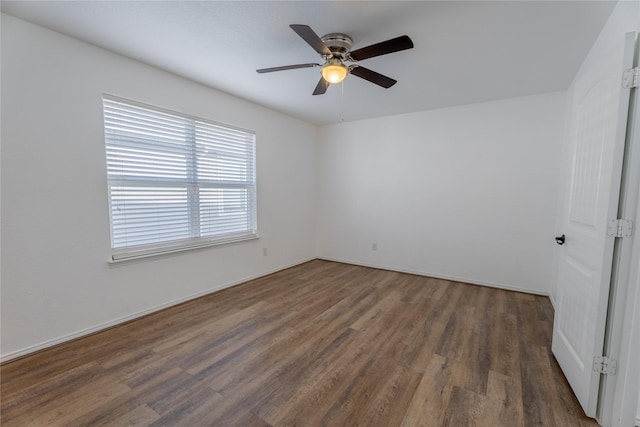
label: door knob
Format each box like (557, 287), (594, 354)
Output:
(555, 234), (566, 245)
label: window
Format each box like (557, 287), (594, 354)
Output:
(103, 95), (257, 261)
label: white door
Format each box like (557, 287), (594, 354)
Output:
(552, 32), (637, 417)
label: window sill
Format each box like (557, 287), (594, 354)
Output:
(108, 234), (259, 264)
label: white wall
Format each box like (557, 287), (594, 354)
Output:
(317, 92), (565, 294)
(0, 14), (318, 360)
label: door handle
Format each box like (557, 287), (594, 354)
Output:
(555, 234), (566, 245)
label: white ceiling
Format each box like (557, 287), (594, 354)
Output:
(2, 1), (616, 125)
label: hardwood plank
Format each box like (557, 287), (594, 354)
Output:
(3, 374), (130, 427)
(489, 310), (521, 377)
(146, 387), (226, 426)
(67, 395), (160, 427)
(1, 361), (105, 411)
(485, 370), (525, 427)
(519, 344), (558, 426)
(0, 260), (599, 426)
(401, 354), (458, 427)
(441, 385), (484, 427)
(341, 365), (423, 427)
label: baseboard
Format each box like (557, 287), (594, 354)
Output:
(0, 257), (316, 364)
(318, 256), (550, 296)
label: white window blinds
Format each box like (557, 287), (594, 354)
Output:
(103, 95), (257, 261)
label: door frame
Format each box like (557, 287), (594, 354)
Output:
(597, 32), (640, 427)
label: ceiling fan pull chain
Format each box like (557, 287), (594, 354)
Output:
(340, 80), (345, 123)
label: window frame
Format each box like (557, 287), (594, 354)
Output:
(103, 95), (258, 262)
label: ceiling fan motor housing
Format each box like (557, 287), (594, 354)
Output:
(321, 33), (353, 59)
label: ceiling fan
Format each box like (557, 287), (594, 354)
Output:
(257, 24), (414, 95)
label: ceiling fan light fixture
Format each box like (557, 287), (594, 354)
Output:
(321, 62), (348, 84)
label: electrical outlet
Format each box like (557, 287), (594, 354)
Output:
(262, 248), (268, 256)
(372, 242), (378, 251)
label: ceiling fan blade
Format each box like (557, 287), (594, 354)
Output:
(313, 77), (329, 95)
(290, 24), (332, 56)
(350, 66), (397, 88)
(349, 35), (414, 61)
(257, 63), (320, 73)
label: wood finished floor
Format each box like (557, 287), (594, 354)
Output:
(1, 260), (598, 426)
